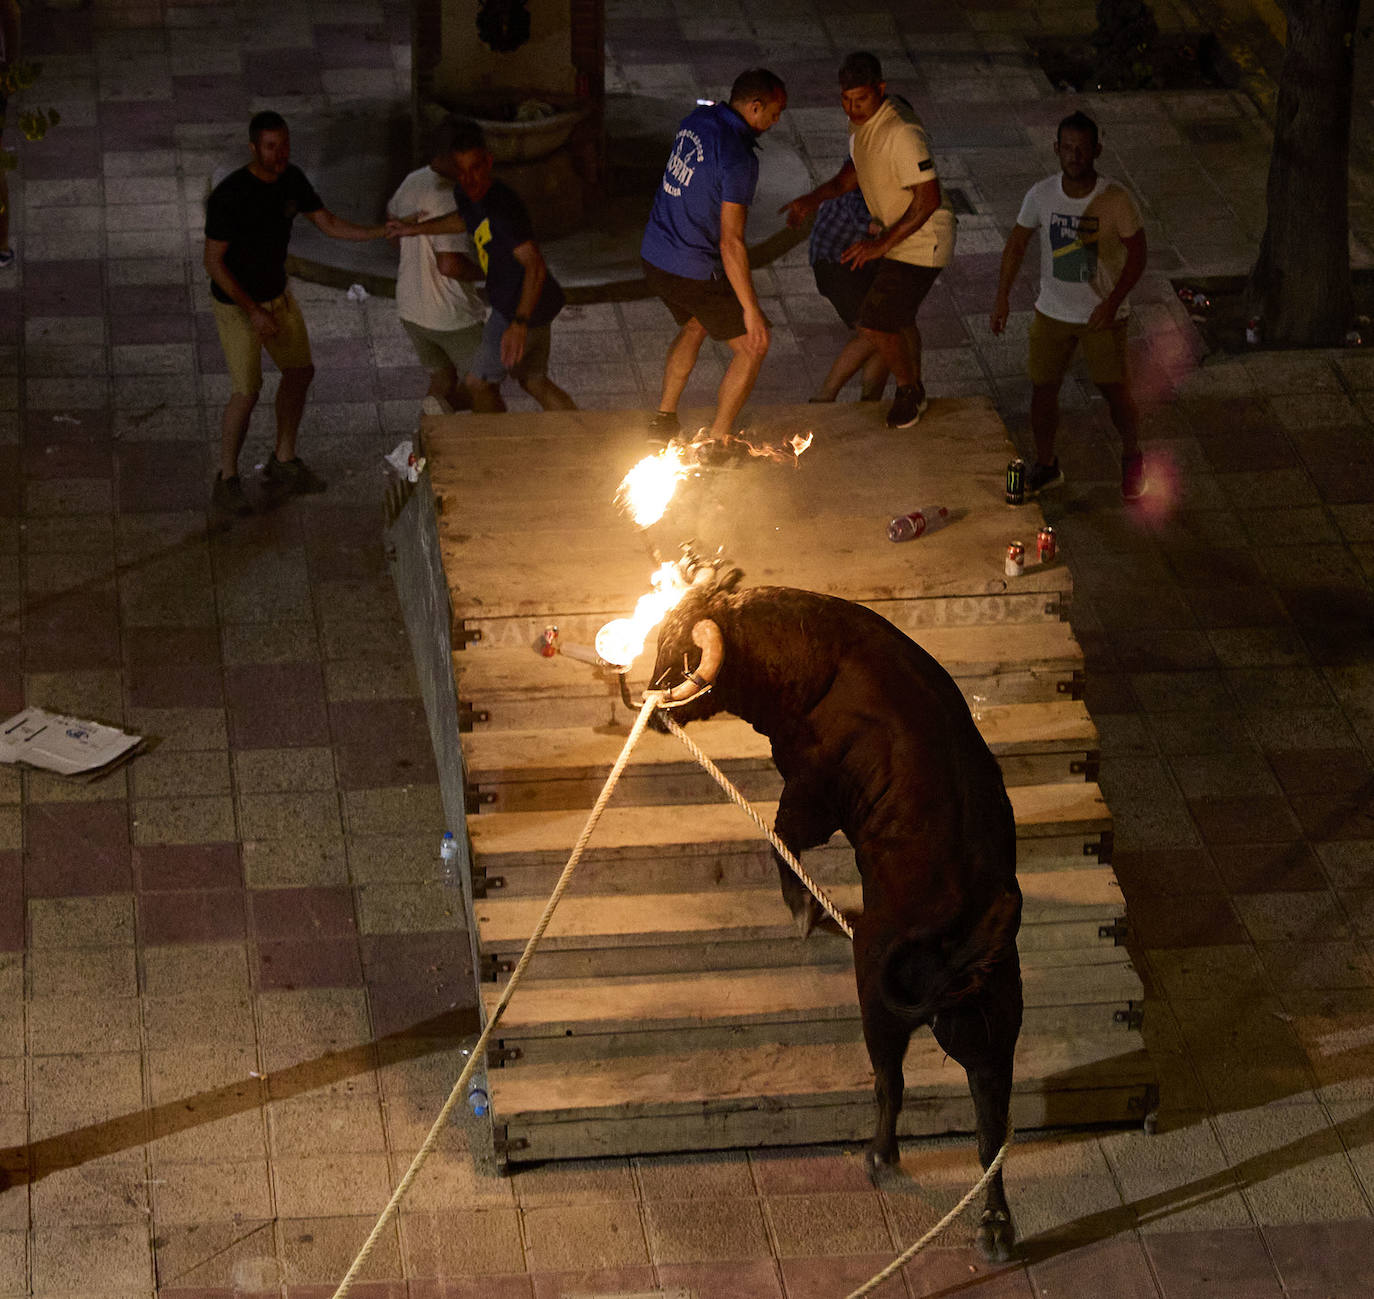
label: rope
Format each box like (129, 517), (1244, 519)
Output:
(657, 712), (854, 940)
(843, 1124), (1013, 1299)
(329, 692), (662, 1299)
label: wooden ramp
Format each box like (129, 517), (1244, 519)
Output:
(425, 399), (1153, 1165)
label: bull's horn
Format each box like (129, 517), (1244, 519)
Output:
(662, 619), (723, 704)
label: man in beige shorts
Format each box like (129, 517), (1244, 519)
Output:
(204, 110), (386, 518)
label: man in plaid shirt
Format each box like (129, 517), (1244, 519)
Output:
(808, 189), (890, 402)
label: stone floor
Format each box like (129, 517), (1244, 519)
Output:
(1, 0), (1373, 1296)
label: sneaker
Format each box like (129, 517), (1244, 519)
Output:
(885, 383), (928, 429)
(1121, 452), (1146, 501)
(420, 395), (453, 417)
(264, 453), (327, 494)
(647, 410), (680, 439)
(0, 250), (14, 270)
(211, 472), (254, 517)
(1026, 458), (1064, 496)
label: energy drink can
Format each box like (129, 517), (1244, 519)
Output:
(1006, 458), (1026, 506)
(1005, 541), (1025, 578)
(1036, 526), (1057, 564)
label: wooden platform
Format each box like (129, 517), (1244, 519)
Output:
(424, 399), (1152, 1165)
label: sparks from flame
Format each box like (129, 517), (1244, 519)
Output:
(594, 561), (690, 668)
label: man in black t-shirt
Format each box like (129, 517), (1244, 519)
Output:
(204, 110), (386, 518)
(387, 119), (575, 412)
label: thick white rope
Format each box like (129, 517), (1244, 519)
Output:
(657, 712), (854, 939)
(329, 692), (662, 1299)
(843, 1123), (1014, 1299)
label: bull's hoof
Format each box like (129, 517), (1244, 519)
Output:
(788, 894), (822, 939)
(863, 1145), (901, 1186)
(976, 1209), (1016, 1263)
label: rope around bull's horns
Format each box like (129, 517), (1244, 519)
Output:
(330, 690), (1011, 1299)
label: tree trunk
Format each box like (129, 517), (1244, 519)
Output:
(1249, 0), (1360, 345)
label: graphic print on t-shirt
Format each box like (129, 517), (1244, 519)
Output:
(1050, 211), (1099, 283)
(471, 218), (492, 274)
(663, 130), (703, 197)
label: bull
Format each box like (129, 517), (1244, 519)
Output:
(649, 565), (1022, 1261)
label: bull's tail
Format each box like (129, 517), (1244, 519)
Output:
(878, 887), (1022, 1025)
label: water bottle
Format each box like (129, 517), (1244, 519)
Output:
(466, 1082), (489, 1117)
(887, 504), (950, 542)
(439, 831), (459, 886)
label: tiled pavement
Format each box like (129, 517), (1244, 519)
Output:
(0, 0), (1373, 1295)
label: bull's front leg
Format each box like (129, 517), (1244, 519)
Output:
(853, 918), (911, 1182)
(772, 775), (840, 938)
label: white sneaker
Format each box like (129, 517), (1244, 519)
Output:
(421, 395), (453, 417)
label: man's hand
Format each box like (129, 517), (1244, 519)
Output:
(778, 194), (819, 229)
(742, 307), (770, 359)
(385, 217), (418, 240)
(840, 237), (885, 270)
(989, 294), (1010, 336)
(1087, 299), (1119, 331)
(249, 305), (279, 341)
(501, 320), (528, 369)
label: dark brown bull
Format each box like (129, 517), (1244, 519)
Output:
(650, 567), (1022, 1260)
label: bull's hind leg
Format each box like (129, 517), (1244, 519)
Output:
(930, 955), (1023, 1262)
(773, 777), (840, 938)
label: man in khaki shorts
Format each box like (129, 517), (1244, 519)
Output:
(991, 110), (1148, 501)
(204, 110), (386, 518)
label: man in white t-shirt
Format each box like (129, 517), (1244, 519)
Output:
(991, 111), (1148, 501)
(782, 51), (956, 431)
(387, 117), (494, 414)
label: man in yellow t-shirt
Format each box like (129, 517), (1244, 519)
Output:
(782, 52), (956, 431)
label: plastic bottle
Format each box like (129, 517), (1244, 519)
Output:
(887, 504), (951, 542)
(439, 831), (459, 886)
(467, 1082), (490, 1117)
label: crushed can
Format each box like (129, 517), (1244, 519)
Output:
(1005, 458), (1026, 506)
(1005, 541), (1025, 578)
(1245, 317), (1261, 346)
(1036, 526), (1057, 564)
(539, 625), (560, 658)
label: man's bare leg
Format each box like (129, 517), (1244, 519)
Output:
(273, 364), (315, 462)
(711, 334), (765, 439)
(521, 375), (577, 411)
(859, 351), (889, 401)
(658, 318), (708, 415)
(814, 333), (878, 401)
(219, 392), (258, 478)
(463, 374), (507, 413)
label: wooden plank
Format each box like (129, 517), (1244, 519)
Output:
(481, 960), (1142, 1040)
(428, 400), (1069, 624)
(501, 1082), (1152, 1163)
(490, 1032), (1153, 1125)
(468, 785), (1110, 866)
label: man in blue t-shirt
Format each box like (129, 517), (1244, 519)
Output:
(640, 69), (787, 441)
(389, 119), (575, 412)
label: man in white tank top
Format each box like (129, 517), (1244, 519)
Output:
(991, 111), (1148, 501)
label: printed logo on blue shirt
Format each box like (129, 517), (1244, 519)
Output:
(663, 130), (704, 198)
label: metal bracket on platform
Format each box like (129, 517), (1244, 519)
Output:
(1046, 591), (1070, 620)
(470, 864), (504, 897)
(455, 621), (483, 647)
(466, 787), (498, 815)
(1098, 918), (1129, 945)
(1114, 1004), (1145, 1032)
(1055, 670), (1086, 699)
(1070, 753), (1101, 781)
(492, 1130), (528, 1159)
(487, 1042), (523, 1067)
(458, 702), (490, 732)
(481, 953), (515, 981)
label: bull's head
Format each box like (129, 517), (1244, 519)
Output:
(648, 563), (743, 718)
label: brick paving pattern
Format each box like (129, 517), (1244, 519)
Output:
(0, 0), (1371, 1295)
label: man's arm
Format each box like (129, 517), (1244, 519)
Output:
(840, 177), (939, 270)
(1087, 229), (1147, 329)
(203, 237), (279, 338)
(306, 207), (386, 241)
(386, 211), (467, 239)
(1, 0), (21, 69)
(719, 200), (768, 358)
(779, 160), (859, 228)
(435, 250), (483, 282)
(500, 240), (549, 368)
(990, 224), (1034, 336)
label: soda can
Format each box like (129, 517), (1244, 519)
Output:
(1245, 317), (1261, 346)
(1005, 458), (1026, 506)
(1004, 541), (1025, 578)
(1036, 526), (1057, 564)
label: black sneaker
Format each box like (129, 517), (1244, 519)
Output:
(885, 383), (928, 429)
(647, 410), (680, 440)
(211, 473), (254, 517)
(1121, 453), (1145, 501)
(1026, 458), (1064, 496)
(265, 454), (327, 494)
